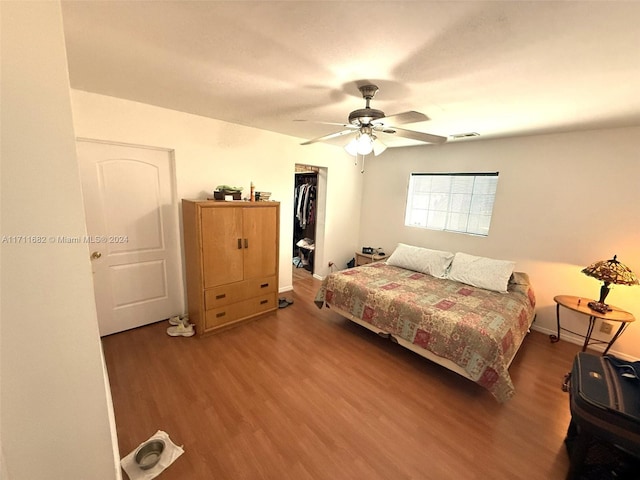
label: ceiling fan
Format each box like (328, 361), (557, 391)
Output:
(300, 84), (447, 156)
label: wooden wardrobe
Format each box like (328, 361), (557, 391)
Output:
(182, 200), (280, 336)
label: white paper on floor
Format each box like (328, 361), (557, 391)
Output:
(121, 430), (184, 480)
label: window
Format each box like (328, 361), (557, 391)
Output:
(404, 172), (499, 236)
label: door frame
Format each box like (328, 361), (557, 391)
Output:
(292, 164), (327, 282)
(76, 137), (185, 333)
(313, 167), (327, 280)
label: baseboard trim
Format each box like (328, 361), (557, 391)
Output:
(529, 324), (636, 361)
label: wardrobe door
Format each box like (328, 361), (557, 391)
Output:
(201, 206), (243, 288)
(242, 206), (278, 280)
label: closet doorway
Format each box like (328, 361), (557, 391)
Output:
(293, 164), (324, 283)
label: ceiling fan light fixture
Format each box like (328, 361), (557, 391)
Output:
(344, 137), (359, 156)
(345, 130), (375, 156)
(356, 132), (374, 155)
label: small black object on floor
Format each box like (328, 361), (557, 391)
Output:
(278, 297), (294, 309)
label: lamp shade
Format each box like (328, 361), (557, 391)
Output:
(581, 254), (638, 304)
(582, 255), (638, 286)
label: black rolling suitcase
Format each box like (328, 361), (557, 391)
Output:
(564, 352), (640, 480)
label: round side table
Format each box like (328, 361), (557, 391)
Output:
(552, 295), (635, 354)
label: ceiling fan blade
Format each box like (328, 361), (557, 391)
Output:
(300, 129), (356, 145)
(383, 126), (447, 144)
(374, 111), (429, 126)
(295, 119), (357, 128)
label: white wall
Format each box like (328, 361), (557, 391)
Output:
(69, 90), (364, 294)
(1, 2), (119, 479)
(359, 126), (640, 359)
(69, 94), (640, 360)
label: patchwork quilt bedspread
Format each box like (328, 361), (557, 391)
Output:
(314, 263), (536, 402)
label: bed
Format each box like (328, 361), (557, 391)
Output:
(314, 246), (536, 402)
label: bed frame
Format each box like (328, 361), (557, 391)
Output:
(315, 263), (537, 402)
(328, 303), (534, 384)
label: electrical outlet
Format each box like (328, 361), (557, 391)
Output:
(600, 322), (613, 335)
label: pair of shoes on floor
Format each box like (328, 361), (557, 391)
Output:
(167, 314), (194, 337)
(278, 297), (294, 309)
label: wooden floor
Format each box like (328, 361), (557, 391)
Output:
(103, 275), (582, 480)
(292, 261), (313, 282)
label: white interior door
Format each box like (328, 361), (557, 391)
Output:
(77, 139), (183, 336)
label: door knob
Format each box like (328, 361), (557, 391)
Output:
(90, 251), (102, 260)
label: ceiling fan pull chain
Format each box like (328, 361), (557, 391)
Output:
(360, 155), (366, 174)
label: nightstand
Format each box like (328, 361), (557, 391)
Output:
(552, 295), (635, 354)
(355, 252), (386, 267)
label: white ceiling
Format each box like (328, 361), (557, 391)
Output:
(61, 1), (640, 149)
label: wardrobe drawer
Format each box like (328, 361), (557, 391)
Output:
(204, 294), (276, 331)
(247, 293), (277, 314)
(245, 276), (277, 297)
(204, 282), (245, 309)
(204, 302), (246, 330)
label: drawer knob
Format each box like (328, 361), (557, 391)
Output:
(216, 293), (226, 299)
(216, 312), (226, 318)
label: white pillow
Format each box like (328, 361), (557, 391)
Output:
(447, 252), (515, 293)
(386, 243), (454, 278)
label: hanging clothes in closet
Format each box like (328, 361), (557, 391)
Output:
(295, 180), (316, 229)
(293, 173), (317, 272)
